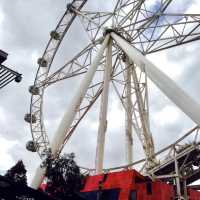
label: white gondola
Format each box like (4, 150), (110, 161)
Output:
(26, 141), (37, 152)
(37, 58), (47, 67)
(50, 31), (60, 40)
(29, 86), (39, 95)
(24, 114), (36, 124)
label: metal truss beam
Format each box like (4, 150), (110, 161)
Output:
(128, 13), (200, 54)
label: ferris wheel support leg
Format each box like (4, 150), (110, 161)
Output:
(174, 151), (182, 199)
(31, 166), (46, 190)
(95, 39), (112, 174)
(131, 60), (156, 167)
(31, 35), (110, 189)
(111, 32), (200, 127)
(124, 59), (133, 165)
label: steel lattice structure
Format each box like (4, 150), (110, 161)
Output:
(0, 50), (22, 89)
(26, 1), (200, 197)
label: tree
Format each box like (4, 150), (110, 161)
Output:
(4, 160), (27, 185)
(44, 153), (84, 199)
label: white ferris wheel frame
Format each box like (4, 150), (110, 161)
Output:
(26, 0), (200, 189)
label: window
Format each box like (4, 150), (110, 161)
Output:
(146, 182), (152, 195)
(130, 191), (137, 200)
(81, 189), (120, 200)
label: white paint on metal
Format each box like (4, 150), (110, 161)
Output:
(31, 166), (46, 190)
(95, 39), (112, 174)
(174, 151), (182, 198)
(124, 59), (133, 164)
(131, 61), (156, 167)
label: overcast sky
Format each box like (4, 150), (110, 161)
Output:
(0, 0), (200, 184)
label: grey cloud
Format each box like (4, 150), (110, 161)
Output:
(166, 0), (192, 13)
(1, 0), (65, 51)
(165, 41), (200, 102)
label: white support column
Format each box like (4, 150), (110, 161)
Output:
(174, 150), (182, 199)
(95, 39), (112, 174)
(124, 58), (133, 164)
(31, 35), (110, 189)
(111, 32), (200, 126)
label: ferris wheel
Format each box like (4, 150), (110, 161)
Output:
(25, 0), (200, 190)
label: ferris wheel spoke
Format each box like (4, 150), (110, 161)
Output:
(108, 0), (175, 55)
(111, 79), (144, 148)
(57, 48), (121, 156)
(59, 82), (104, 154)
(74, 9), (113, 42)
(115, 0), (173, 30)
(117, 0), (173, 53)
(39, 39), (102, 87)
(117, 0), (145, 27)
(113, 0), (140, 14)
(41, 39), (120, 87)
(130, 13), (200, 53)
(49, 34), (110, 157)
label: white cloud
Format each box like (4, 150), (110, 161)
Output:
(0, 5), (4, 43)
(0, 9), (4, 24)
(187, 0), (200, 13)
(0, 107), (6, 125)
(0, 138), (17, 170)
(147, 51), (183, 80)
(153, 105), (180, 126)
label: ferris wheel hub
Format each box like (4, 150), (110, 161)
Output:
(103, 28), (118, 37)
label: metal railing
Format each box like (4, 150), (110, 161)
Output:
(0, 65), (22, 89)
